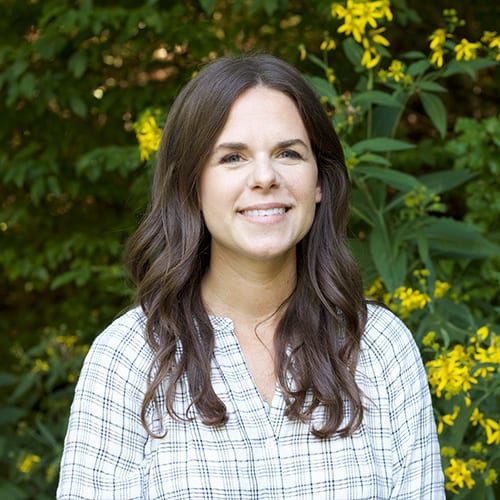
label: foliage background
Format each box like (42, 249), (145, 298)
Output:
(0, 0), (498, 498)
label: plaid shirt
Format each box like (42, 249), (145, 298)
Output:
(57, 304), (445, 499)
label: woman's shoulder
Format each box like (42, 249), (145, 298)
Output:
(358, 302), (421, 374)
(84, 306), (153, 378)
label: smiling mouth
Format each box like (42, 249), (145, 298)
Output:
(240, 207), (288, 217)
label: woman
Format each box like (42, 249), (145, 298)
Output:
(58, 54), (445, 499)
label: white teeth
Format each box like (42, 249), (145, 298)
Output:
(243, 207), (287, 217)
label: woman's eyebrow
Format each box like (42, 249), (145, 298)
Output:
(214, 142), (247, 152)
(214, 138), (308, 152)
(275, 139), (308, 149)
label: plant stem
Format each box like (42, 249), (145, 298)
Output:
(367, 69), (373, 139)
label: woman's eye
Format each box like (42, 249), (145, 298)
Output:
(220, 153), (243, 164)
(278, 149), (302, 160)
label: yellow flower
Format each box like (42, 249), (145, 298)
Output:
(473, 334), (500, 377)
(481, 31), (498, 45)
(320, 38), (337, 51)
(326, 68), (336, 84)
(440, 446), (456, 457)
(332, 0), (392, 44)
(469, 441), (485, 454)
(442, 406), (460, 426)
(392, 286), (430, 318)
(361, 45), (381, 69)
(467, 458), (487, 472)
(18, 454), (41, 474)
(422, 331), (436, 347)
(413, 268), (430, 277)
(55, 335), (78, 348)
(377, 69), (388, 81)
(480, 418), (500, 445)
(298, 44), (307, 61)
(387, 59), (405, 82)
(426, 344), (477, 398)
(430, 48), (445, 68)
(429, 28), (447, 50)
(444, 458), (475, 493)
(434, 280), (450, 298)
(454, 38), (481, 61)
(369, 27), (390, 46)
(485, 468), (498, 486)
(476, 326), (489, 341)
(133, 110), (162, 161)
(470, 407), (485, 427)
(32, 358), (49, 373)
(365, 277), (384, 299)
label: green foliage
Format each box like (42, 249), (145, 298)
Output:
(0, 1), (498, 498)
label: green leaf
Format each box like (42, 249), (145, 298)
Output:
(407, 59), (430, 77)
(417, 81), (447, 93)
(442, 58), (496, 79)
(357, 153), (391, 166)
(305, 75), (336, 101)
(342, 38), (362, 67)
(369, 226), (406, 292)
(9, 373), (37, 403)
(447, 404), (474, 449)
(355, 166), (421, 192)
(419, 91), (447, 138)
(69, 95), (88, 117)
(351, 137), (415, 154)
(199, 0), (217, 13)
(262, 0), (279, 16)
(0, 406), (27, 425)
(419, 170), (476, 194)
(0, 483), (29, 500)
(423, 217), (500, 258)
(352, 90), (401, 108)
(0, 373), (18, 387)
(401, 50), (426, 59)
(372, 105), (403, 137)
(19, 72), (36, 98)
(68, 51), (88, 79)
(349, 239), (378, 285)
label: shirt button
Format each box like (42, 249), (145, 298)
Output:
(265, 437), (275, 450)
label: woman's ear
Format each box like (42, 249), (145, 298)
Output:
(315, 183), (322, 203)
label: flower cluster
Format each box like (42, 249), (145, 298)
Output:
(425, 326), (500, 493)
(427, 9), (499, 67)
(377, 59), (412, 86)
(133, 109), (162, 161)
(482, 31), (500, 61)
(428, 28), (448, 68)
(331, 0), (392, 68)
(401, 186), (444, 220)
(427, 344), (477, 399)
(391, 286), (430, 318)
(444, 458), (475, 493)
(18, 454), (41, 474)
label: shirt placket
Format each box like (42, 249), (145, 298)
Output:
(211, 316), (286, 498)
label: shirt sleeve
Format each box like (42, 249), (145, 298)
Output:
(377, 309), (445, 499)
(57, 312), (151, 499)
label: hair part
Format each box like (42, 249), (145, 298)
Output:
(125, 53), (367, 439)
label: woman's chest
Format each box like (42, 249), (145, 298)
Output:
(143, 403), (393, 500)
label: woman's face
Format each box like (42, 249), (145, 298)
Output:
(199, 86), (322, 266)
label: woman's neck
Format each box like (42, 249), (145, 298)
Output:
(201, 250), (296, 326)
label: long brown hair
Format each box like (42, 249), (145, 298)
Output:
(126, 53), (367, 438)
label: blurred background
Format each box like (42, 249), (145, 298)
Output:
(1, 1), (498, 498)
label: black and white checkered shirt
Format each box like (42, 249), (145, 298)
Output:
(57, 304), (445, 499)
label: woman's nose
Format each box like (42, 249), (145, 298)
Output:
(247, 155), (280, 191)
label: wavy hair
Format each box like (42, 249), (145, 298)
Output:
(125, 53), (367, 438)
